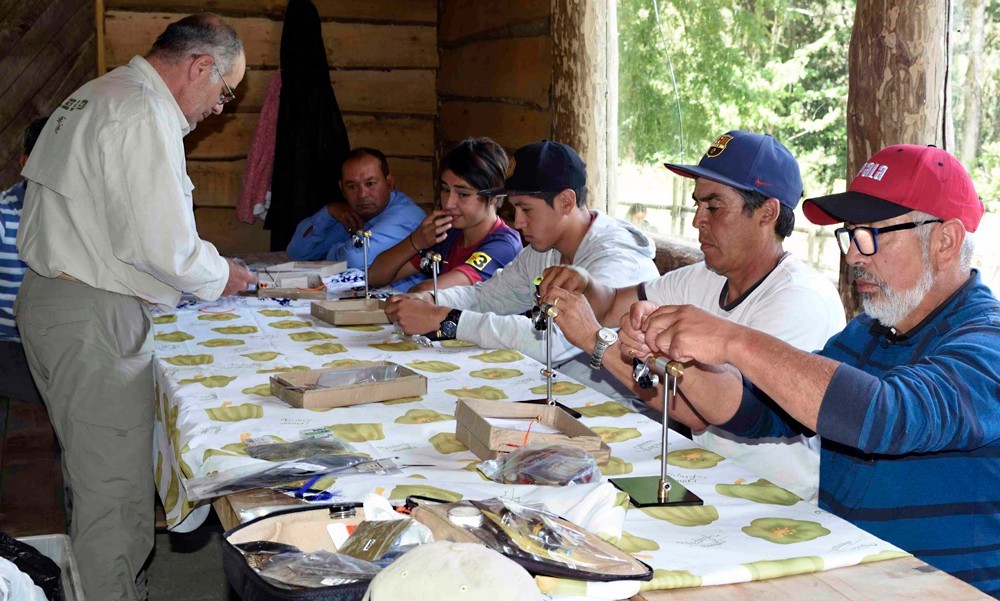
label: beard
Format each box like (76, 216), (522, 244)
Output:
(852, 264), (935, 328)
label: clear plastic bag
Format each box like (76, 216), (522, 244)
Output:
(315, 364), (407, 388)
(184, 453), (373, 501)
(478, 443), (600, 486)
(470, 498), (636, 575)
(245, 438), (356, 462)
(258, 550), (381, 588)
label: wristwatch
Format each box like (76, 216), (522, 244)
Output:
(435, 309), (463, 341)
(589, 327), (618, 369)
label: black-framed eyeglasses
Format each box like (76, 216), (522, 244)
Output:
(212, 63), (236, 105)
(834, 220), (943, 256)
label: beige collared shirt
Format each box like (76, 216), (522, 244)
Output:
(18, 56), (228, 310)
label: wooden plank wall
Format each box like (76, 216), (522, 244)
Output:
(438, 0), (553, 158)
(103, 0), (439, 255)
(0, 0), (97, 188)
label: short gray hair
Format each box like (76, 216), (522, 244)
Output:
(150, 13), (243, 76)
(910, 210), (975, 270)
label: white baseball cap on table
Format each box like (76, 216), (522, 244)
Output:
(362, 541), (544, 601)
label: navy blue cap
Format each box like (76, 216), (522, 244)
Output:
(664, 131), (803, 209)
(480, 140), (586, 197)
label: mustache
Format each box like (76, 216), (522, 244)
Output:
(850, 266), (888, 291)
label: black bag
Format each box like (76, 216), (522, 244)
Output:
(221, 505), (369, 601)
(0, 531), (62, 601)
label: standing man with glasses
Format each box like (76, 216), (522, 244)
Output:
(633, 145), (1000, 596)
(15, 13), (254, 601)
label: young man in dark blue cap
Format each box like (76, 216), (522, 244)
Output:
(540, 130), (844, 502)
(384, 140), (660, 401)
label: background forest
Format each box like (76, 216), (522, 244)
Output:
(616, 0), (1000, 284)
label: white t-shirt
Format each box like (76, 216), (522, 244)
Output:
(644, 256), (845, 502)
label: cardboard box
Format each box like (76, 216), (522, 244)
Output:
(271, 361), (427, 409)
(454, 398), (608, 464)
(265, 260), (347, 279)
(311, 298), (389, 325)
(254, 260), (347, 299)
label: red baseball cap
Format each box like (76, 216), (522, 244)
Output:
(802, 144), (984, 232)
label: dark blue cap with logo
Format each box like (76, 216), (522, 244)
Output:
(663, 130), (803, 209)
(480, 140), (586, 197)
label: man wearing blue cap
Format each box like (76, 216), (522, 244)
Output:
(541, 131), (844, 502)
(385, 140), (660, 400)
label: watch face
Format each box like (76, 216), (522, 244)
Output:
(598, 328), (618, 344)
(440, 320), (458, 339)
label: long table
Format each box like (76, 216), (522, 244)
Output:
(151, 287), (989, 599)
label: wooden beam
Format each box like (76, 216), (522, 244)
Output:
(439, 101), (551, 151)
(437, 36), (551, 108)
(103, 0), (437, 23)
(232, 69), (436, 115)
(105, 11), (438, 69)
(194, 207), (271, 255)
(551, 0), (611, 210)
(439, 0), (549, 43)
(187, 156), (434, 209)
(183, 113), (434, 160)
(842, 0), (949, 317)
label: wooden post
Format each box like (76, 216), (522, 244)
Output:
(842, 0), (950, 315)
(95, 0), (106, 76)
(551, 0), (613, 210)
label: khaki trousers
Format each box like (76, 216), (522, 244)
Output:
(15, 270), (155, 601)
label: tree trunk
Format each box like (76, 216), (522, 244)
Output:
(959, 0), (985, 165)
(842, 0), (950, 316)
(551, 0), (613, 211)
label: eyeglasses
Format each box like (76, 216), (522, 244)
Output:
(834, 220), (943, 256)
(212, 63), (236, 105)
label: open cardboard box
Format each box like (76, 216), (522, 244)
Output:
(271, 361), (426, 409)
(311, 298), (389, 325)
(455, 398), (609, 465)
(254, 260), (347, 299)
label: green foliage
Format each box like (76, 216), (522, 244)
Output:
(618, 0), (851, 195)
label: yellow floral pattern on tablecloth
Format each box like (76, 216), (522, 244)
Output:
(151, 295), (907, 598)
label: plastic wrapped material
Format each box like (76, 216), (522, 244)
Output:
(246, 438), (356, 462)
(0, 532), (61, 601)
(258, 550), (381, 589)
(411, 497), (650, 581)
(314, 364), (406, 389)
(478, 444), (600, 486)
(337, 519), (413, 562)
(184, 453), (373, 501)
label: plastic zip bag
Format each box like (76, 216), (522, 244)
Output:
(258, 550), (381, 588)
(478, 443), (600, 486)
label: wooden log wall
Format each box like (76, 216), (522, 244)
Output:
(0, 0), (97, 188)
(437, 0), (553, 167)
(438, 0), (613, 211)
(102, 0), (439, 255)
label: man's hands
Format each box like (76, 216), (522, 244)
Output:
(326, 201), (365, 233)
(410, 210), (455, 251)
(617, 300), (657, 361)
(384, 294), (451, 335)
(642, 304), (738, 366)
(221, 258), (256, 296)
(539, 265), (591, 296)
(539, 286), (601, 351)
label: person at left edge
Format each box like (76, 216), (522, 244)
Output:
(15, 13), (255, 601)
(285, 147), (426, 269)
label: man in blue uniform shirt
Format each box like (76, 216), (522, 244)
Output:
(286, 147), (425, 268)
(632, 144), (1000, 597)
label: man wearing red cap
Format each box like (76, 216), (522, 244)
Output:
(634, 145), (999, 596)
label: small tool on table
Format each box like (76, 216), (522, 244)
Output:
(519, 276), (582, 418)
(610, 356), (703, 506)
(351, 230), (373, 298)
